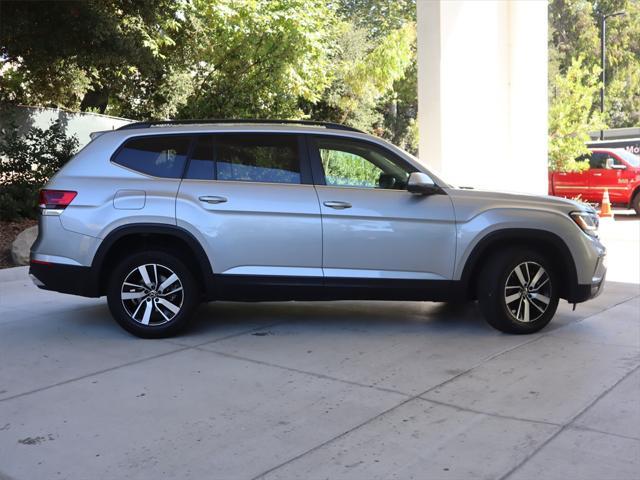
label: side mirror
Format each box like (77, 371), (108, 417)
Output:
(407, 172), (439, 195)
(611, 163), (627, 170)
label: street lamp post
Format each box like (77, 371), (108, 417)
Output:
(600, 11), (625, 140)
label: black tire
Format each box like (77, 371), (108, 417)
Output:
(107, 250), (199, 338)
(477, 248), (559, 334)
(631, 191), (640, 216)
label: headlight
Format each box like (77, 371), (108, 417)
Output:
(570, 211), (599, 237)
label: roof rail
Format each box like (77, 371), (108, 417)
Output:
(117, 119), (364, 133)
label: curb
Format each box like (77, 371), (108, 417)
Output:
(0, 266), (29, 283)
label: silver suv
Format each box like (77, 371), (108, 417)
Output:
(30, 120), (606, 338)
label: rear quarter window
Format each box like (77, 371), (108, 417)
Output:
(112, 135), (191, 178)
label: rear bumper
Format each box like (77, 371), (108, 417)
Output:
(29, 261), (100, 297)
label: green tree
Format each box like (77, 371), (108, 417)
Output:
(549, 0), (640, 128)
(549, 57), (606, 172)
(0, 0), (192, 117)
(0, 120), (79, 220)
(178, 0), (336, 120)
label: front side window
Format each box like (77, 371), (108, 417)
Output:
(589, 153), (610, 169)
(216, 134), (301, 184)
(313, 137), (412, 190)
(113, 135), (190, 178)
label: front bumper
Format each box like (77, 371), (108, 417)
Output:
(29, 261), (99, 297)
(568, 253), (607, 303)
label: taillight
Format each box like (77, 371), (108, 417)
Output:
(38, 189), (77, 215)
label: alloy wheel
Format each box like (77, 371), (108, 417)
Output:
(120, 263), (184, 326)
(504, 261), (552, 323)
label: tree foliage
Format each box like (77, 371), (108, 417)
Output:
(0, 121), (78, 220)
(549, 58), (606, 172)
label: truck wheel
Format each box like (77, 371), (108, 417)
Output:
(477, 249), (559, 334)
(632, 191), (640, 216)
(107, 250), (199, 338)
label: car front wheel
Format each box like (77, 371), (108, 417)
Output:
(107, 250), (199, 338)
(477, 249), (559, 334)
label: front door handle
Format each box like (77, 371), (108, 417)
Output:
(199, 195), (227, 204)
(592, 173), (602, 177)
(323, 201), (352, 210)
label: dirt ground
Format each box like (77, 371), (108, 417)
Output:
(0, 219), (37, 268)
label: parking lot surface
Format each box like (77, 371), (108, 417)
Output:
(0, 215), (638, 480)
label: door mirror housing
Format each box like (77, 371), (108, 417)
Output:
(407, 172), (439, 195)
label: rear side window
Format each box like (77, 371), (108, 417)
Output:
(113, 135), (191, 178)
(216, 134), (301, 184)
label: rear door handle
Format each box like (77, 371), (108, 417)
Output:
(199, 195), (227, 204)
(323, 201), (352, 210)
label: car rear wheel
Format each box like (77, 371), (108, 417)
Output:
(477, 249), (559, 334)
(107, 250), (199, 338)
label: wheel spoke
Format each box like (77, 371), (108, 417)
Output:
(131, 299), (146, 319)
(154, 301), (171, 322)
(124, 281), (146, 289)
(531, 277), (549, 291)
(157, 298), (180, 315)
(524, 263), (531, 283)
(530, 267), (544, 289)
(138, 266), (153, 288)
(514, 266), (527, 286)
(122, 291), (147, 300)
(523, 298), (530, 322)
(140, 300), (153, 325)
(529, 299), (546, 313)
(160, 286), (183, 297)
(158, 274), (178, 293)
(531, 293), (550, 305)
(505, 292), (522, 304)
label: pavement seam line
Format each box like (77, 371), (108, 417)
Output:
(0, 345), (191, 403)
(198, 347), (413, 398)
(249, 334), (547, 479)
(416, 397), (562, 428)
(249, 295), (640, 480)
(567, 424), (640, 442)
(498, 362), (640, 480)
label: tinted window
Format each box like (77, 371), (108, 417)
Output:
(216, 134), (301, 184)
(113, 135), (190, 178)
(313, 137), (411, 190)
(589, 153), (609, 169)
(185, 135), (215, 180)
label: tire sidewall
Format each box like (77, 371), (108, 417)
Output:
(107, 250), (198, 338)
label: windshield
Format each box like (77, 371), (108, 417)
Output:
(618, 149), (640, 167)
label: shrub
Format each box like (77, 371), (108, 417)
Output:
(0, 120), (78, 220)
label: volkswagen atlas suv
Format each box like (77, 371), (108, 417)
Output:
(29, 120), (606, 338)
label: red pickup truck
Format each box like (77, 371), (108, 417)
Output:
(549, 148), (640, 215)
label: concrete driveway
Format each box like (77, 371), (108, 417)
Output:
(0, 217), (639, 479)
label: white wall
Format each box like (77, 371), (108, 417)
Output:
(417, 0), (548, 194)
(0, 106), (132, 148)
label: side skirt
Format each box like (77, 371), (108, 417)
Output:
(211, 274), (465, 302)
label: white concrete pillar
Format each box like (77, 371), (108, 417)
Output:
(417, 0), (548, 195)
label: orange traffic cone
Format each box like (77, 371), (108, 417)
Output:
(599, 188), (613, 218)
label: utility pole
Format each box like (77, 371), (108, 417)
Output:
(600, 11), (625, 140)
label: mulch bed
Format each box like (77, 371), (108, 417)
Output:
(0, 218), (38, 268)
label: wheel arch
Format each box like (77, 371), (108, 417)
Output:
(89, 224), (214, 298)
(460, 228), (579, 301)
